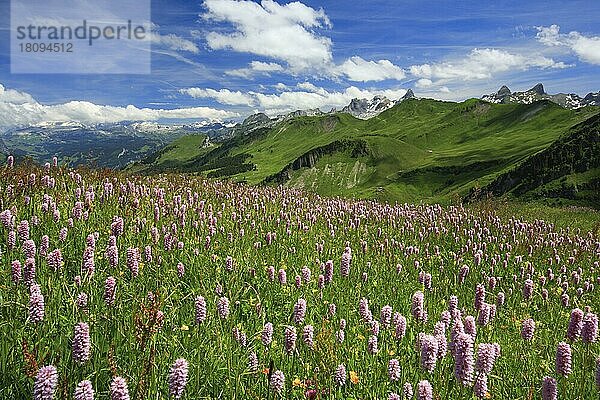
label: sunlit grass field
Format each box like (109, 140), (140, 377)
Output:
(0, 162), (598, 399)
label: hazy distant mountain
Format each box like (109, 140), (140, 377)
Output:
(280, 109), (325, 120)
(0, 120), (236, 168)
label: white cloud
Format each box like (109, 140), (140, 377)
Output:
(226, 61), (285, 78)
(415, 78), (433, 88)
(180, 83), (408, 115)
(409, 48), (568, 82)
(536, 25), (600, 65)
(0, 84), (236, 130)
(413, 79), (448, 93)
(250, 61), (285, 72)
(179, 88), (255, 106)
(536, 25), (563, 47)
(203, 0), (333, 72)
(0, 84), (36, 104)
(150, 33), (200, 53)
(202, 0), (408, 82)
(336, 56), (406, 82)
(296, 82), (326, 93)
(570, 36), (600, 65)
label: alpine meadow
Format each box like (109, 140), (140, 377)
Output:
(0, 1), (600, 400)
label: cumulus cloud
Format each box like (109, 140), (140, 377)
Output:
(294, 82), (326, 94)
(0, 84), (36, 104)
(570, 36), (600, 65)
(536, 25), (600, 65)
(179, 88), (255, 106)
(249, 61), (286, 72)
(409, 48), (568, 82)
(142, 23), (199, 53)
(336, 56), (406, 82)
(203, 0), (333, 72)
(415, 78), (433, 88)
(200, 2), (569, 86)
(180, 83), (407, 114)
(0, 84), (236, 129)
(226, 61), (285, 78)
(202, 0), (405, 82)
(274, 83), (290, 91)
(536, 25), (564, 47)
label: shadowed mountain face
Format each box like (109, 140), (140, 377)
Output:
(132, 97), (600, 207)
(467, 112), (600, 208)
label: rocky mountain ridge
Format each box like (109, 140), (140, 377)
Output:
(226, 91), (416, 139)
(482, 83), (600, 109)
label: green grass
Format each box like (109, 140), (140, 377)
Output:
(156, 135), (214, 163)
(273, 101), (596, 203)
(128, 134), (215, 173)
(524, 168), (600, 208)
(469, 198), (600, 233)
(133, 99), (599, 207)
(1, 164), (599, 399)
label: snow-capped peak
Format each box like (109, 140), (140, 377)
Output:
(482, 83), (599, 110)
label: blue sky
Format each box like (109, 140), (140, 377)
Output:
(0, 0), (599, 127)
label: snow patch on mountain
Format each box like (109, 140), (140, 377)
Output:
(482, 83), (598, 110)
(339, 90), (415, 120)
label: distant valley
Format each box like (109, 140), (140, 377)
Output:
(0, 120), (237, 168)
(2, 84), (599, 208)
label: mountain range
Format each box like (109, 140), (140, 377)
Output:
(0, 89), (415, 167)
(0, 120), (240, 168)
(131, 92), (600, 208)
(482, 83), (600, 109)
(339, 90), (415, 119)
(2, 84), (599, 208)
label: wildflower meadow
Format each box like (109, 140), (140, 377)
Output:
(0, 156), (598, 399)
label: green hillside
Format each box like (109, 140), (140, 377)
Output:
(468, 112), (600, 208)
(132, 98), (600, 205)
(128, 134), (213, 173)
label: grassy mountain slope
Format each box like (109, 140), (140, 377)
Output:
(128, 134), (213, 173)
(467, 112), (600, 208)
(132, 98), (600, 205)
